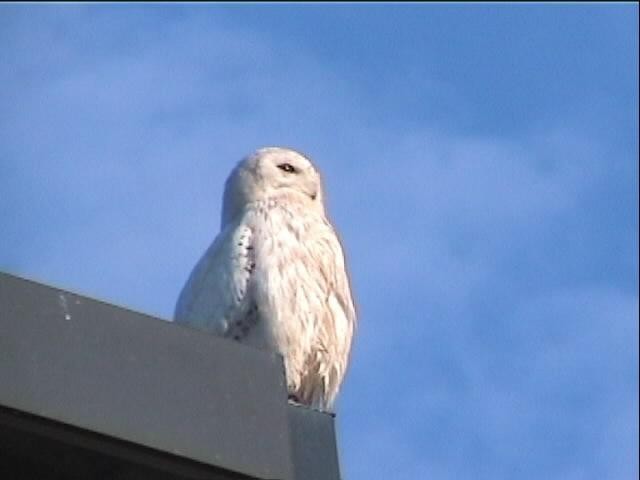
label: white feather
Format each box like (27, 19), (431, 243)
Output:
(174, 147), (356, 411)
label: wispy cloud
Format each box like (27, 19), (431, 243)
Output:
(1, 5), (637, 480)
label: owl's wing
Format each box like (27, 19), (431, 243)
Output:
(173, 218), (255, 336)
(313, 224), (357, 408)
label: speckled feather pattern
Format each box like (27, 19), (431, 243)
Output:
(174, 147), (356, 411)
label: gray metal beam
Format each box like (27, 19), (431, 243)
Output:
(0, 272), (341, 480)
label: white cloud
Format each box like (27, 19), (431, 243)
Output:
(1, 6), (636, 480)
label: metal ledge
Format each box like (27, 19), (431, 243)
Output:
(0, 272), (340, 480)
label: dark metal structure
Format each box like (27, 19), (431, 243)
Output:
(0, 272), (341, 480)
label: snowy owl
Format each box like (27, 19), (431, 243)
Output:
(174, 147), (356, 411)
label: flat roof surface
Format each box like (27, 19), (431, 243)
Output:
(0, 272), (340, 480)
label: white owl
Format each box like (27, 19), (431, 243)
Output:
(174, 147), (356, 411)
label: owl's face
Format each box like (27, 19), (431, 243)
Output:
(222, 147), (325, 226)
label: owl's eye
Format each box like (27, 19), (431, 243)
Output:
(278, 163), (297, 173)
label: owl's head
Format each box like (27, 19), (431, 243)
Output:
(222, 147), (325, 226)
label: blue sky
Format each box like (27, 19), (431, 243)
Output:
(1, 4), (638, 479)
